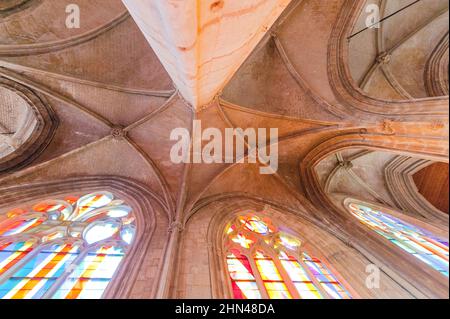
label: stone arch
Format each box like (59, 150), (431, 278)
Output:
(0, 175), (163, 298)
(0, 77), (57, 174)
(327, 0), (448, 119)
(301, 132), (448, 211)
(425, 33), (449, 97)
(0, 0), (39, 18)
(300, 134), (449, 298)
(169, 194), (415, 299)
(385, 156), (448, 225)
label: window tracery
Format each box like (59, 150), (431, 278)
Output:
(0, 191), (136, 299)
(224, 214), (351, 299)
(347, 201), (449, 277)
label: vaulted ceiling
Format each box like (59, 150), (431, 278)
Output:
(349, 0), (449, 99)
(0, 0), (448, 231)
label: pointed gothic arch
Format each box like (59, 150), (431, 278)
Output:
(220, 211), (353, 299)
(0, 176), (159, 299)
(190, 196), (380, 299)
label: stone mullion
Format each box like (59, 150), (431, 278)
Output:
(41, 241), (89, 299)
(222, 252), (236, 299)
(243, 249), (270, 300)
(0, 238), (41, 287)
(267, 250), (300, 299)
(295, 251), (331, 299)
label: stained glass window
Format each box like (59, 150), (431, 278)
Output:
(226, 249), (261, 299)
(225, 213), (351, 299)
(348, 202), (449, 277)
(0, 192), (136, 299)
(52, 246), (125, 299)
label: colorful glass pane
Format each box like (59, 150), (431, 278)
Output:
(277, 233), (301, 251)
(0, 192), (136, 299)
(0, 243), (80, 299)
(254, 251), (292, 299)
(120, 227), (135, 245)
(122, 216), (135, 226)
(239, 216), (271, 234)
(33, 201), (72, 221)
(349, 203), (449, 276)
(64, 196), (79, 205)
(231, 233), (254, 249)
(303, 253), (351, 299)
(226, 225), (235, 235)
(0, 240), (35, 275)
(109, 200), (125, 206)
(52, 246), (125, 299)
(279, 252), (322, 299)
(70, 193), (114, 221)
(226, 214), (351, 299)
(41, 231), (65, 243)
(81, 206), (132, 224)
(226, 250), (261, 299)
(5, 208), (27, 219)
(0, 216), (45, 236)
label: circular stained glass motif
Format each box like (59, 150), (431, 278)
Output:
(0, 191), (137, 299)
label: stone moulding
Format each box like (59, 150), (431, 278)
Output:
(0, 0), (37, 18)
(193, 196), (359, 299)
(327, 0), (449, 119)
(424, 33), (449, 97)
(385, 156), (449, 227)
(299, 133), (449, 298)
(0, 77), (58, 174)
(0, 175), (159, 298)
(0, 11), (129, 57)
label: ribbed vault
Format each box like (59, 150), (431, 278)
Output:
(0, 0), (448, 299)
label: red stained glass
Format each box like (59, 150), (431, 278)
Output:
(226, 214), (352, 299)
(0, 192), (136, 299)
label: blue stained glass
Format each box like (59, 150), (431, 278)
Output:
(349, 203), (449, 276)
(53, 246), (125, 299)
(0, 278), (57, 299)
(120, 227), (135, 245)
(0, 192), (136, 300)
(0, 243), (80, 299)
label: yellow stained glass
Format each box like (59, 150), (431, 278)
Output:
(255, 251), (292, 299)
(226, 214), (352, 300)
(278, 233), (301, 250)
(226, 251), (261, 299)
(279, 252), (323, 299)
(231, 233), (254, 249)
(0, 192), (136, 299)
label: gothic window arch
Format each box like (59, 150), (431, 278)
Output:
(223, 212), (352, 299)
(0, 191), (136, 299)
(0, 77), (57, 174)
(345, 199), (449, 277)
